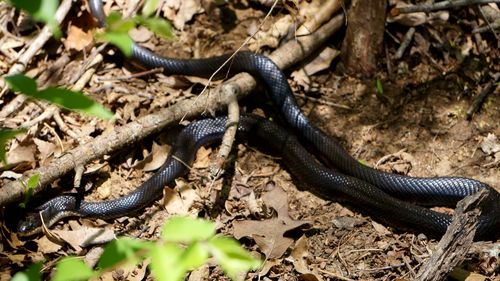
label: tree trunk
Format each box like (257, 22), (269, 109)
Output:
(341, 0), (387, 77)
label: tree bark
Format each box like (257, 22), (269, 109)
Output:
(341, 0), (386, 77)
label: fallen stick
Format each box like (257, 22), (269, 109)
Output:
(414, 188), (490, 281)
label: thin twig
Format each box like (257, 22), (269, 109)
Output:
(97, 68), (164, 82)
(392, 0), (500, 15)
(466, 74), (499, 120)
(395, 27), (416, 60)
(209, 83), (240, 180)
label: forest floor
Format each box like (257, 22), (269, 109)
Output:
(0, 1), (499, 280)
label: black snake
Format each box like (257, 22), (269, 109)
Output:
(18, 0), (500, 239)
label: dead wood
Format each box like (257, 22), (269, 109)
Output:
(414, 188), (490, 281)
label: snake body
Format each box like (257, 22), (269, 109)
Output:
(18, 0), (500, 239)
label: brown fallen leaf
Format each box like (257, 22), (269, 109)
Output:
(290, 235), (310, 274)
(291, 47), (339, 91)
(163, 180), (201, 216)
(129, 141), (172, 172)
(33, 138), (57, 165)
(192, 146), (212, 169)
(52, 225), (116, 250)
(233, 186), (311, 259)
(6, 140), (36, 167)
(64, 25), (93, 52)
(163, 0), (204, 30)
(36, 236), (62, 254)
(371, 221), (391, 236)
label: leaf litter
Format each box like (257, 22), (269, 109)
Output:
(0, 0), (498, 280)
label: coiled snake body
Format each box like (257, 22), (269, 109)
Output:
(18, 0), (500, 239)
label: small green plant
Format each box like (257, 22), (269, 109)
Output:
(96, 10), (173, 56)
(19, 173), (40, 208)
(13, 217), (261, 281)
(376, 78), (384, 95)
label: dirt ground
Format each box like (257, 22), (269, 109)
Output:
(0, 1), (499, 280)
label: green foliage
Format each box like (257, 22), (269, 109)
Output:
(19, 173), (40, 208)
(4, 74), (114, 120)
(142, 0), (160, 17)
(98, 237), (153, 269)
(208, 236), (261, 280)
(376, 78), (384, 94)
(162, 216), (215, 243)
(135, 15), (173, 39)
(15, 217), (260, 281)
(0, 128), (26, 164)
(6, 0), (61, 38)
(11, 261), (43, 281)
(52, 257), (95, 281)
(95, 5), (173, 56)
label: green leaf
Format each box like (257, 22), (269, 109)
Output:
(0, 128), (26, 164)
(162, 217), (215, 243)
(150, 243), (186, 281)
(7, 0), (61, 37)
(142, 0), (160, 17)
(52, 257), (95, 281)
(376, 79), (384, 94)
(4, 74), (37, 95)
(106, 12), (136, 33)
(37, 88), (114, 119)
(11, 261), (43, 281)
(96, 31), (134, 57)
(98, 237), (153, 269)
(135, 16), (173, 39)
(27, 173), (40, 189)
(5, 74), (114, 120)
(208, 236), (261, 280)
(179, 242), (209, 270)
(19, 173), (40, 208)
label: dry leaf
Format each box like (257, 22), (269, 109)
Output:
(164, 0), (204, 30)
(188, 264), (210, 281)
(52, 226), (116, 249)
(84, 247), (104, 268)
(371, 221), (391, 236)
(291, 47), (339, 91)
(7, 141), (36, 167)
(144, 142), (171, 171)
(163, 182), (200, 215)
(332, 216), (365, 230)
(33, 138), (56, 164)
(258, 258), (282, 276)
(290, 235), (310, 274)
(0, 171), (23, 179)
(481, 133), (500, 155)
(299, 273), (322, 281)
(36, 236), (62, 253)
(139, 141), (171, 172)
(64, 25), (93, 51)
(233, 186), (311, 259)
(129, 26), (153, 43)
(192, 146), (212, 169)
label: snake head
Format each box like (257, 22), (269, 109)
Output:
(17, 212), (44, 236)
(17, 195), (80, 236)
